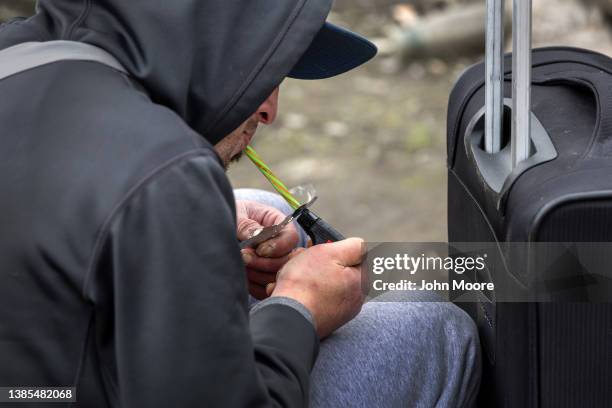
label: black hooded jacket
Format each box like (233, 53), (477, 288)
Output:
(0, 1), (332, 406)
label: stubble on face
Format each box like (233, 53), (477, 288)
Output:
(214, 117), (259, 170)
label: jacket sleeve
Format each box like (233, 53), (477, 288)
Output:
(85, 152), (319, 407)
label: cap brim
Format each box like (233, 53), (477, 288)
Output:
(288, 22), (377, 80)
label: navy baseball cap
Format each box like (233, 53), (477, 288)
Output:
(288, 22), (377, 80)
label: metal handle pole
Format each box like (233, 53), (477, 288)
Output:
(511, 0), (532, 168)
(485, 0), (505, 154)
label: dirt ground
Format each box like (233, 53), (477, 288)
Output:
(228, 0), (612, 242)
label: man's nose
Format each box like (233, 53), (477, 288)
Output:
(256, 87), (279, 125)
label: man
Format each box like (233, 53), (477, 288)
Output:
(0, 0), (479, 406)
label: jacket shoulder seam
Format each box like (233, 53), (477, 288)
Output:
(81, 149), (219, 298)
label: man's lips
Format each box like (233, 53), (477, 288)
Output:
(245, 129), (255, 143)
(243, 128), (256, 148)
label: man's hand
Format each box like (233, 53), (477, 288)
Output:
(236, 200), (299, 299)
(271, 238), (366, 339)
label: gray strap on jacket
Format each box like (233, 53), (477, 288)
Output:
(0, 40), (127, 81)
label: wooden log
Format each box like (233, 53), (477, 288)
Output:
(377, 2), (511, 60)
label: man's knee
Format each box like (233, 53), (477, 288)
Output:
(410, 301), (481, 407)
(367, 299), (479, 359)
(364, 299), (481, 406)
(312, 299), (480, 407)
(368, 292), (478, 345)
(427, 301), (479, 353)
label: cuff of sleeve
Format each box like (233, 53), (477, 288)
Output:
(250, 296), (315, 328)
(249, 298), (320, 372)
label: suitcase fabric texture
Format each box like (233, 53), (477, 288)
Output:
(447, 46), (612, 407)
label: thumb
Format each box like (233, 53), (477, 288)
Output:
(265, 282), (276, 297)
(288, 247), (306, 260)
(237, 218), (265, 241)
(327, 237), (366, 267)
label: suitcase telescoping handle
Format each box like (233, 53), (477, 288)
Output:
(485, 0), (532, 168)
(512, 0), (532, 168)
(484, 0), (505, 154)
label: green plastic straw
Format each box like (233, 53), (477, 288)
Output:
(245, 145), (301, 209)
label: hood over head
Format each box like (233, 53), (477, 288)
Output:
(32, 0), (333, 145)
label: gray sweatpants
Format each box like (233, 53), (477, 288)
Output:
(235, 189), (481, 408)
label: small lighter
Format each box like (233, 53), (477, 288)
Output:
(296, 208), (345, 245)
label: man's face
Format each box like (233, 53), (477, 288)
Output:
(215, 87), (280, 169)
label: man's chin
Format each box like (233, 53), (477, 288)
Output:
(231, 151), (243, 163)
(221, 151), (243, 171)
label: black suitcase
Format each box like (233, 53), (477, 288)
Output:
(447, 1), (612, 407)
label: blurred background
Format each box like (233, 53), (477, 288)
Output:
(3, 0), (612, 242)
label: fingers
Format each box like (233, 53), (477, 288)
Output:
(327, 237), (366, 267)
(288, 247), (306, 260)
(241, 248), (288, 272)
(243, 246), (305, 272)
(246, 267), (276, 286)
(266, 282), (276, 297)
(255, 224), (299, 258)
(236, 217), (265, 242)
(249, 282), (268, 300)
(235, 200), (299, 256)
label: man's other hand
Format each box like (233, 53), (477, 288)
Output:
(271, 238), (366, 339)
(236, 200), (299, 299)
